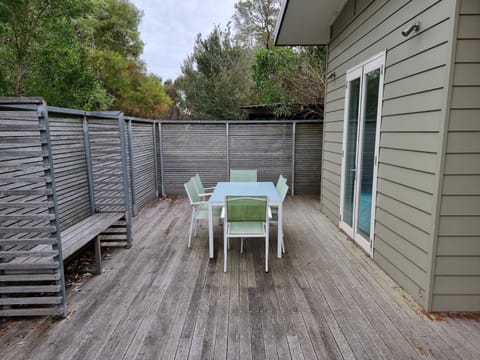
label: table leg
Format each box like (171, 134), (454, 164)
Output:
(208, 202), (214, 258)
(277, 202), (283, 258)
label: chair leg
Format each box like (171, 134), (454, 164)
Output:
(240, 238), (244, 254)
(282, 235), (286, 254)
(224, 235), (228, 273)
(188, 208), (195, 248)
(265, 233), (269, 273)
(194, 218), (199, 237)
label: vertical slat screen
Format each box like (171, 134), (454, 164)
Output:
(229, 123), (293, 184)
(0, 99), (66, 317)
(295, 123), (323, 195)
(131, 122), (156, 210)
(49, 114), (90, 230)
(161, 123), (228, 194)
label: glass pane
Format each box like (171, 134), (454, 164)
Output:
(342, 77), (361, 227)
(357, 68), (380, 239)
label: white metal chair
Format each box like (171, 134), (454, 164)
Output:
(271, 181), (288, 254)
(192, 173), (215, 200)
(223, 195), (269, 272)
(184, 178), (220, 248)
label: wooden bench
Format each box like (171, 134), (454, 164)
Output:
(11, 212), (124, 273)
(60, 212), (125, 273)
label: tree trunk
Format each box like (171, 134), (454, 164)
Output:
(15, 63), (24, 96)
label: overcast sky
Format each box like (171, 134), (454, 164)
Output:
(130, 0), (237, 82)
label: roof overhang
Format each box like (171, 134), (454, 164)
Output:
(274, 0), (348, 46)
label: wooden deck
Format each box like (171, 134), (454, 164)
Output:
(1, 196), (479, 359)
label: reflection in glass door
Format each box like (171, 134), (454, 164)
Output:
(343, 77), (361, 229)
(340, 53), (385, 256)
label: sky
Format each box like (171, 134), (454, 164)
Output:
(130, 0), (237, 82)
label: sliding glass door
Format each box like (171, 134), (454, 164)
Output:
(340, 53), (385, 256)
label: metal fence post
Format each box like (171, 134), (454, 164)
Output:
(291, 122), (296, 195)
(158, 122), (165, 196)
(127, 119), (137, 215)
(226, 122), (230, 181)
(82, 114), (96, 214)
(38, 102), (68, 317)
(118, 114), (133, 246)
(152, 122), (159, 197)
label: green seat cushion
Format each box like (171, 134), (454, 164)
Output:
(196, 204), (222, 219)
(228, 221), (265, 236)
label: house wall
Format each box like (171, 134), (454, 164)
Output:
(321, 0), (457, 308)
(432, 0), (480, 311)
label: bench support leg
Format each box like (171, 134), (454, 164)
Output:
(94, 236), (102, 275)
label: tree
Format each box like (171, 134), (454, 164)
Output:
(86, 0), (171, 117)
(88, 0), (144, 58)
(160, 79), (189, 120)
(0, 0), (110, 108)
(252, 46), (326, 117)
(232, 0), (281, 49)
(0, 0), (172, 117)
(177, 25), (256, 120)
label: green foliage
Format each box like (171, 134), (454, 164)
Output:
(88, 0), (144, 58)
(0, 0), (171, 117)
(178, 26), (256, 120)
(252, 46), (326, 117)
(252, 47), (297, 104)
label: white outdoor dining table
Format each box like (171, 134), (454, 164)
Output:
(208, 182), (283, 259)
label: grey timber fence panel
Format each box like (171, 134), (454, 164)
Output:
(294, 123), (323, 195)
(49, 114), (90, 230)
(161, 123), (227, 195)
(229, 123), (293, 185)
(0, 99), (66, 317)
(131, 122), (156, 210)
(86, 116), (130, 245)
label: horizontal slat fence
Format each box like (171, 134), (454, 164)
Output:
(130, 121), (156, 211)
(158, 121), (322, 196)
(88, 117), (131, 246)
(161, 123), (228, 194)
(295, 123), (323, 194)
(230, 123), (293, 184)
(0, 99), (66, 317)
(49, 114), (91, 231)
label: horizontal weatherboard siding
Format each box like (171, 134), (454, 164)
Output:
(432, 0), (480, 312)
(322, 0), (454, 308)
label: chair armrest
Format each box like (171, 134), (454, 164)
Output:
(192, 201), (208, 206)
(199, 192), (212, 197)
(204, 186), (216, 190)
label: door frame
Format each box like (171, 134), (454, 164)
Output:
(339, 51), (386, 258)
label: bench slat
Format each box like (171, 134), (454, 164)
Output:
(61, 212), (124, 259)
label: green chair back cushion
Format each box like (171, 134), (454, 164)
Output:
(230, 169), (257, 182)
(226, 196), (267, 222)
(184, 178), (201, 203)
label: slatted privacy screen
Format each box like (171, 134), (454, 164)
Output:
(161, 123), (228, 195)
(129, 121), (156, 211)
(0, 99), (66, 317)
(49, 114), (91, 230)
(229, 123), (293, 184)
(294, 123), (323, 195)
(87, 117), (130, 245)
(88, 118), (126, 213)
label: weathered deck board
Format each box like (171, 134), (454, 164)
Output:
(1, 196), (480, 360)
